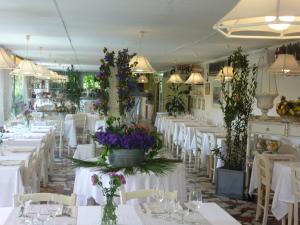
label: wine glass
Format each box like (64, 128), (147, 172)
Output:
(36, 207), (50, 225)
(173, 201), (189, 224)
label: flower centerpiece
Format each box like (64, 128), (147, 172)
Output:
(96, 116), (159, 167)
(70, 117), (180, 225)
(91, 173), (126, 225)
(22, 108), (33, 127)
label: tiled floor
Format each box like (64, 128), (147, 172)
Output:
(42, 148), (281, 225)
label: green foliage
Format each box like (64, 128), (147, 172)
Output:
(65, 65), (83, 107)
(69, 157), (180, 176)
(220, 47), (257, 170)
(165, 84), (189, 115)
(83, 74), (99, 91)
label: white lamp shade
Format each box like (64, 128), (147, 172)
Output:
(10, 59), (39, 77)
(0, 48), (15, 69)
(214, 0), (300, 39)
(36, 65), (51, 79)
(268, 54), (300, 75)
(185, 72), (205, 84)
(137, 74), (149, 83)
(167, 73), (184, 84)
(215, 66), (234, 81)
(130, 55), (156, 74)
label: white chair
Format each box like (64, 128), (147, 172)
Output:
(14, 193), (77, 207)
(194, 129), (203, 170)
(288, 163), (300, 225)
(120, 189), (177, 205)
(73, 113), (88, 144)
(255, 152), (294, 225)
(53, 119), (65, 157)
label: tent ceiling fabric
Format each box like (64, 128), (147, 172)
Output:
(0, 0), (286, 71)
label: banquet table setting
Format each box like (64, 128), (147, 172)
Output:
(2, 1), (300, 224)
(0, 203), (241, 225)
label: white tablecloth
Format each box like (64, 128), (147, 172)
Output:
(64, 119), (77, 148)
(73, 144), (95, 160)
(271, 161), (300, 220)
(0, 204), (240, 225)
(73, 163), (187, 206)
(0, 166), (24, 207)
(249, 158), (300, 220)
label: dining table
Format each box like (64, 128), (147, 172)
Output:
(73, 162), (187, 206)
(0, 203), (241, 225)
(249, 156), (300, 220)
(0, 122), (57, 206)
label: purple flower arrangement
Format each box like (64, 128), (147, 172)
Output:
(95, 123), (155, 151)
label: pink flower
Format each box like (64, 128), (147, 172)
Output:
(91, 174), (99, 185)
(109, 173), (126, 185)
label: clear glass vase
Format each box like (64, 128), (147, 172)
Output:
(101, 196), (117, 225)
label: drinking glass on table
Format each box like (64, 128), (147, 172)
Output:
(47, 196), (63, 224)
(36, 206), (50, 225)
(189, 190), (203, 210)
(173, 201), (189, 224)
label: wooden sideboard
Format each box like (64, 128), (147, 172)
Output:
(245, 116), (300, 192)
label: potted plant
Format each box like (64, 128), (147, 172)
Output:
(215, 48), (257, 199)
(95, 116), (162, 167)
(165, 84), (189, 116)
(65, 65), (83, 110)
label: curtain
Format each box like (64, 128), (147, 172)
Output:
(0, 70), (13, 124)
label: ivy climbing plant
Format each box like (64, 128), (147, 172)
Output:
(65, 65), (83, 108)
(115, 49), (136, 116)
(94, 48), (115, 116)
(220, 47), (257, 170)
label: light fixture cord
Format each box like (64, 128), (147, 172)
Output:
(26, 35), (30, 58)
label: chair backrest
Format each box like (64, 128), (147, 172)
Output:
(291, 163), (300, 199)
(255, 152), (272, 188)
(14, 193), (77, 207)
(73, 113), (87, 130)
(195, 129), (203, 150)
(120, 189), (177, 205)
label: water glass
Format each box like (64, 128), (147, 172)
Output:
(189, 190), (203, 210)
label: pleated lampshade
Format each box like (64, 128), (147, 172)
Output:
(268, 54), (300, 75)
(10, 59), (39, 77)
(214, 0), (300, 39)
(167, 73), (183, 84)
(130, 55), (156, 74)
(137, 74), (149, 83)
(215, 66), (234, 81)
(185, 72), (205, 85)
(0, 48), (15, 69)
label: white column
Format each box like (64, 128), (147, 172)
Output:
(0, 70), (13, 123)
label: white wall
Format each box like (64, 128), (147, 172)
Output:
(192, 47), (300, 125)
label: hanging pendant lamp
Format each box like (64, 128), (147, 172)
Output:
(185, 72), (205, 85)
(130, 55), (156, 74)
(10, 35), (39, 77)
(215, 66), (234, 81)
(36, 64), (51, 79)
(10, 59), (39, 77)
(167, 73), (184, 84)
(0, 48), (16, 69)
(268, 54), (300, 75)
(137, 74), (149, 83)
(130, 31), (156, 74)
(214, 0), (300, 39)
